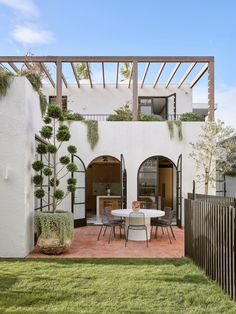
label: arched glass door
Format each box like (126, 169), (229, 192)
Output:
(71, 154), (86, 227)
(120, 154), (127, 209)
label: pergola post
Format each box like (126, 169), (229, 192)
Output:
(132, 61), (138, 121)
(56, 60), (62, 107)
(208, 60), (215, 121)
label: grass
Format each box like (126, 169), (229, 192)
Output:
(0, 258), (235, 314)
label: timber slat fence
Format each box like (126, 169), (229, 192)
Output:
(185, 197), (236, 300)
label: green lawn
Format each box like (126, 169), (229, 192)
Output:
(0, 258), (235, 314)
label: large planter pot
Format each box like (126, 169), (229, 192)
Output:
(35, 211), (74, 255)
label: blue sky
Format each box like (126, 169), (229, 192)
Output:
(0, 0), (236, 126)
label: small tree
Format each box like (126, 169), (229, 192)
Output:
(32, 105), (78, 212)
(189, 120), (236, 194)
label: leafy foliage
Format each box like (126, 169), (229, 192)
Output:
(60, 156), (70, 165)
(180, 112), (205, 121)
(34, 211), (74, 244)
(75, 62), (92, 80)
(34, 188), (45, 199)
(0, 70), (13, 98)
(63, 110), (84, 121)
(33, 104), (78, 212)
(67, 178), (77, 185)
(54, 189), (64, 199)
(33, 175), (43, 185)
(67, 163), (78, 172)
(43, 167), (53, 176)
(32, 160), (44, 171)
(139, 114), (164, 121)
(67, 145), (77, 154)
(120, 63), (132, 81)
(189, 120), (236, 194)
(36, 144), (47, 154)
(82, 120), (99, 149)
(20, 70), (42, 92)
(40, 126), (53, 139)
(107, 103), (132, 121)
(39, 92), (48, 117)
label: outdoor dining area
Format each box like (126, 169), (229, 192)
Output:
(29, 202), (183, 259)
(97, 203), (176, 247)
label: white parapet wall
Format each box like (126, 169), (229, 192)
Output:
(60, 121), (215, 223)
(0, 77), (42, 257)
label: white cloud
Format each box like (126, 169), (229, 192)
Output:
(0, 0), (39, 17)
(12, 25), (54, 44)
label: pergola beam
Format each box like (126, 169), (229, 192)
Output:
(70, 62), (80, 88)
(128, 64), (133, 89)
(40, 62), (55, 88)
(132, 61), (138, 121)
(87, 62), (93, 88)
(141, 62), (150, 88)
(62, 73), (68, 88)
(0, 56), (214, 63)
(190, 63), (208, 88)
(102, 62), (105, 88)
(56, 60), (62, 107)
(8, 62), (19, 73)
(165, 62), (181, 88)
(24, 62), (31, 70)
(153, 63), (165, 88)
(178, 62), (196, 88)
(116, 62), (119, 88)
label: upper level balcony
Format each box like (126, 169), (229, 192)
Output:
(0, 55), (214, 121)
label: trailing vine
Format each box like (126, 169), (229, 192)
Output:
(0, 70), (13, 98)
(166, 120), (183, 141)
(167, 120), (174, 139)
(174, 120), (183, 141)
(35, 211), (74, 244)
(82, 120), (99, 150)
(0, 67), (47, 117)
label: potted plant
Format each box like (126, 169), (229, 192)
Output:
(33, 104), (78, 254)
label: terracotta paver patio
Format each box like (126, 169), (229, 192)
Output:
(29, 225), (184, 258)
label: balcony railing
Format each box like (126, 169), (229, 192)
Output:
(81, 113), (182, 121)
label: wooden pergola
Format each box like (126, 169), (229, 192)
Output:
(0, 56), (214, 121)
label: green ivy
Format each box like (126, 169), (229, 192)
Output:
(82, 120), (99, 150)
(34, 211), (74, 245)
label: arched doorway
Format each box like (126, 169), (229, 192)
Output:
(137, 155), (182, 225)
(86, 155), (122, 224)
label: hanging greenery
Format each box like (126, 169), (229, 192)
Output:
(35, 211), (74, 245)
(82, 120), (99, 150)
(167, 120), (174, 139)
(166, 120), (183, 141)
(75, 62), (92, 80)
(0, 70), (13, 98)
(39, 92), (48, 117)
(174, 120), (183, 141)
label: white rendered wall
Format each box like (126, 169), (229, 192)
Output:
(225, 176), (236, 198)
(60, 121), (213, 226)
(0, 77), (42, 257)
(42, 84), (192, 115)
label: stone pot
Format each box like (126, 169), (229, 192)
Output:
(37, 232), (71, 255)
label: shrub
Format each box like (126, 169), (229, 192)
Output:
(34, 188), (45, 199)
(107, 103), (132, 121)
(180, 112), (205, 121)
(60, 156), (70, 165)
(67, 145), (77, 154)
(138, 114), (164, 121)
(64, 110), (84, 121)
(32, 160), (44, 171)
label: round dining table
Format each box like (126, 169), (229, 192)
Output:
(111, 209), (165, 241)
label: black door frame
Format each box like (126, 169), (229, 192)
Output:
(71, 154), (87, 227)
